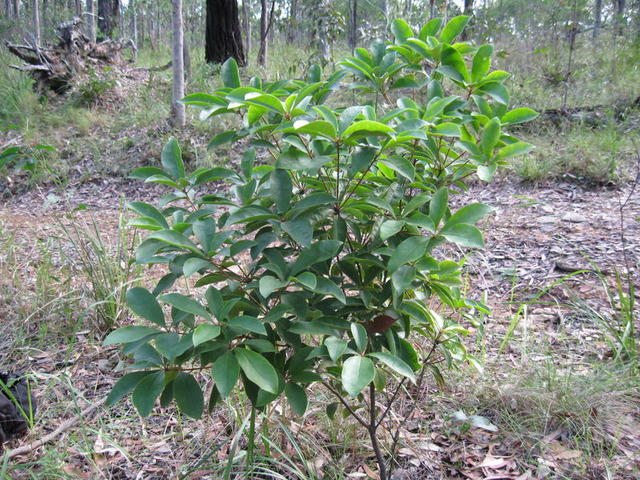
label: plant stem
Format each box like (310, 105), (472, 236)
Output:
(368, 382), (387, 480)
(247, 405), (256, 468)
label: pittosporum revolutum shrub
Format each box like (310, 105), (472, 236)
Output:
(104, 16), (537, 480)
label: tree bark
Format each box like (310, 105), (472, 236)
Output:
(205, 0), (245, 65)
(348, 0), (358, 52)
(242, 0), (251, 59)
(615, 0), (627, 36)
(86, 0), (96, 43)
(287, 0), (298, 43)
(171, 0), (185, 128)
(12, 0), (19, 17)
(593, 0), (602, 40)
(97, 0), (120, 39)
(33, 0), (41, 44)
(257, 0), (268, 65)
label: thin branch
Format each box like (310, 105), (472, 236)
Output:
(4, 399), (105, 459)
(321, 380), (368, 428)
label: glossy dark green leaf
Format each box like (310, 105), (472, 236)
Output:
(429, 187), (449, 228)
(161, 138), (185, 179)
(471, 45), (493, 83)
(132, 371), (164, 416)
(106, 371), (152, 406)
(341, 356), (375, 397)
(325, 336), (348, 362)
(501, 108), (539, 125)
(270, 168), (292, 213)
(259, 275), (288, 298)
(235, 348), (279, 394)
(192, 324), (221, 346)
(228, 315), (267, 335)
(441, 224), (484, 248)
(290, 240), (342, 276)
(351, 323), (368, 353)
(174, 373), (204, 419)
(282, 218), (312, 247)
(103, 326), (161, 345)
(391, 18), (414, 43)
(221, 57), (241, 88)
(439, 15), (470, 44)
(480, 118), (501, 153)
(285, 382), (308, 416)
(388, 236), (430, 273)
(369, 352), (416, 382)
(212, 351), (239, 398)
(126, 287), (165, 327)
(446, 203), (492, 227)
(159, 293), (210, 319)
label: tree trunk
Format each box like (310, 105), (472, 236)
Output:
(205, 0), (245, 65)
(593, 0), (602, 40)
(33, 0), (41, 44)
(615, 0), (627, 36)
(75, 0), (82, 16)
(348, 0), (358, 52)
(171, 0), (185, 128)
(98, 0), (120, 39)
(86, 0), (96, 43)
(257, 0), (268, 66)
(242, 0), (251, 60)
(131, 0), (137, 43)
(429, 0), (436, 20)
(287, 0), (297, 43)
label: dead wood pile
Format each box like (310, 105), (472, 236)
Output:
(4, 17), (134, 93)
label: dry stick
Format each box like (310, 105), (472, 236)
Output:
(3, 399), (105, 460)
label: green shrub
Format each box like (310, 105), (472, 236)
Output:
(105, 16), (537, 479)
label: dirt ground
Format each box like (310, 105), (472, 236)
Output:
(0, 171), (639, 479)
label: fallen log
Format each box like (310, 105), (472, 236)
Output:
(4, 17), (130, 93)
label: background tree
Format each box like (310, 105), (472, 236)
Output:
(98, 0), (120, 38)
(205, 0), (245, 65)
(33, 0), (41, 44)
(86, 0), (96, 42)
(171, 0), (185, 128)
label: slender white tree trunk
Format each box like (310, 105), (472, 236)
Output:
(33, 0), (41, 44)
(171, 0), (186, 128)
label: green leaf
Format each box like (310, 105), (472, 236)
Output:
(314, 277), (346, 304)
(441, 224), (484, 248)
(495, 142), (534, 160)
(341, 356), (375, 397)
(244, 92), (285, 114)
(471, 45), (493, 83)
(295, 272), (317, 290)
(391, 18), (414, 43)
(270, 169), (292, 213)
(369, 352), (416, 382)
(325, 336), (348, 362)
(126, 287), (165, 327)
(290, 240), (342, 276)
(183, 258), (211, 277)
(420, 18), (443, 39)
(391, 265), (415, 295)
(388, 235), (430, 273)
(431, 122), (462, 137)
(347, 146), (377, 177)
(174, 373), (204, 419)
(228, 315), (267, 335)
(446, 203), (492, 227)
(439, 15), (470, 44)
(430, 187), (448, 228)
(477, 164), (497, 182)
(343, 120), (395, 138)
(155, 332), (193, 360)
(501, 108), (539, 125)
(293, 119), (337, 139)
(235, 348), (279, 394)
(192, 324), (221, 346)
(282, 218), (312, 247)
(127, 202), (169, 229)
(106, 371), (152, 406)
(380, 156), (415, 182)
(380, 220), (405, 240)
(440, 46), (469, 83)
(477, 82), (509, 105)
(159, 293), (210, 319)
(351, 323), (368, 353)
(212, 351), (239, 398)
(132, 371), (164, 416)
(285, 382), (308, 416)
(480, 117), (501, 153)
(259, 275), (288, 298)
(103, 326), (161, 345)
(161, 138), (185, 179)
(148, 230), (201, 254)
(221, 57), (241, 88)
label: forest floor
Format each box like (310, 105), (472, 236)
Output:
(0, 64), (639, 480)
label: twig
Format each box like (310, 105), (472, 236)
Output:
(3, 398), (105, 460)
